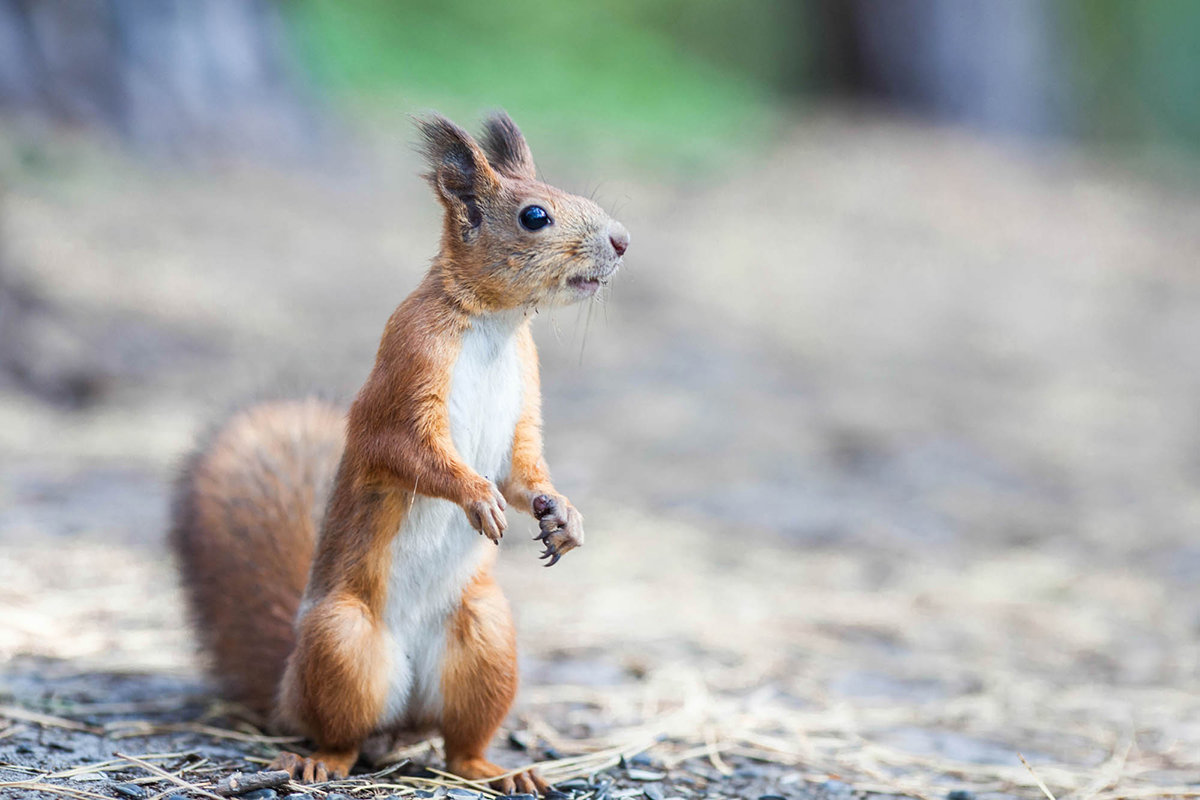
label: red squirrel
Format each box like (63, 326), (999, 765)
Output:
(170, 111), (629, 795)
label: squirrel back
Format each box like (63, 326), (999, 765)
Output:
(170, 398), (345, 717)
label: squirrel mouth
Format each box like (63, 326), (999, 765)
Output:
(567, 265), (617, 293)
(568, 275), (604, 291)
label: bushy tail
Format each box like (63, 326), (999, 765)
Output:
(170, 398), (346, 718)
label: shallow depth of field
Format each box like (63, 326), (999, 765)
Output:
(2, 3), (1200, 800)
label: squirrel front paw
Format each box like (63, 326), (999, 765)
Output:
(464, 482), (508, 543)
(532, 494), (583, 566)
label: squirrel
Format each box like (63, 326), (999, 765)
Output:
(170, 111), (629, 795)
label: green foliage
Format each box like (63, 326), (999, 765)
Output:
(1060, 0), (1200, 154)
(283, 0), (779, 168)
(283, 1), (1200, 166)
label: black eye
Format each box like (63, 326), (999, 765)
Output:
(519, 205), (552, 231)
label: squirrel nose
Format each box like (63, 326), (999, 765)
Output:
(608, 222), (629, 257)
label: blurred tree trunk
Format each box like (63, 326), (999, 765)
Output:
(0, 0), (315, 156)
(809, 0), (1067, 138)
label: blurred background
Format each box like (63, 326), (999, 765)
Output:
(1, 2), (1200, 798)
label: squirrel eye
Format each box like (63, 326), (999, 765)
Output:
(519, 205), (552, 231)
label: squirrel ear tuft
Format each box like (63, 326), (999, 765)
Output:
(480, 111), (537, 181)
(415, 114), (500, 240)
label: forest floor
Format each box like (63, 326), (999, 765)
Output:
(2, 110), (1200, 800)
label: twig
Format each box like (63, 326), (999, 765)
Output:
(115, 752), (227, 800)
(0, 781), (113, 800)
(213, 770), (291, 796)
(0, 705), (102, 734)
(703, 724), (733, 776)
(52, 753), (198, 779)
(106, 720), (302, 743)
(1019, 753), (1058, 800)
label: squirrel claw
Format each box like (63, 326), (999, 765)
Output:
(538, 542), (563, 566)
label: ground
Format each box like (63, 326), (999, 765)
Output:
(2, 111), (1200, 800)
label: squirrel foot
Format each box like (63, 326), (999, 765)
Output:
(449, 756), (548, 796)
(269, 749), (356, 783)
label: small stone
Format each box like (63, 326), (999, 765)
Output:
(627, 769), (667, 782)
(446, 790), (480, 799)
(500, 795), (536, 800)
(556, 779), (591, 791)
(283, 795), (314, 800)
(946, 792), (974, 800)
(644, 785), (666, 800)
(630, 754), (655, 767)
(543, 747), (566, 760)
(733, 767), (763, 779)
(112, 785), (148, 799)
(166, 795), (189, 800)
(544, 792), (571, 800)
(413, 793), (436, 799)
(822, 780), (852, 795)
(508, 730), (533, 751)
(324, 794), (351, 800)
(241, 790), (278, 800)
(759, 795), (787, 800)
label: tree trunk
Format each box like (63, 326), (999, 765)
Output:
(0, 0), (316, 156)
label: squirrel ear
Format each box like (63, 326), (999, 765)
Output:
(480, 111), (537, 181)
(416, 114), (501, 241)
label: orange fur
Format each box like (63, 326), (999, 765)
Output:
(170, 399), (345, 717)
(501, 326), (555, 508)
(441, 568), (519, 762)
(170, 111), (626, 793)
(277, 593), (389, 751)
(441, 568), (547, 795)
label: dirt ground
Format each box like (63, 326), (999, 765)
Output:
(2, 110), (1200, 800)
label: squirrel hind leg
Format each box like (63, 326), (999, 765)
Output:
(440, 570), (548, 794)
(274, 594), (390, 773)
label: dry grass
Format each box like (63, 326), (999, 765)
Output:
(6, 656), (1200, 800)
(6, 549), (1200, 800)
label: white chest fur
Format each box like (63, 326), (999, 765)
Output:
(378, 311), (526, 730)
(445, 312), (526, 479)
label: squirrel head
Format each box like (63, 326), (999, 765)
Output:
(417, 111), (629, 312)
